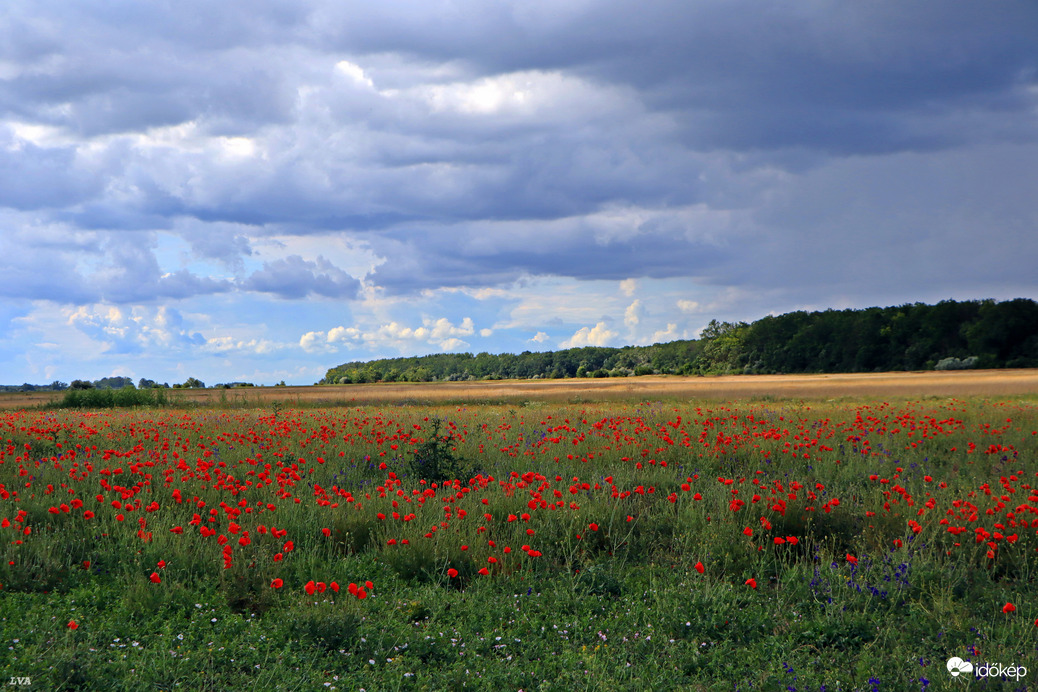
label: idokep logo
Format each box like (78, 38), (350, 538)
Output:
(946, 657), (1028, 681)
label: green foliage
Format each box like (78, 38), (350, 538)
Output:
(408, 419), (468, 483)
(60, 386), (171, 408)
(286, 608), (360, 652)
(320, 298), (1038, 384)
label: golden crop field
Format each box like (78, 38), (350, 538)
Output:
(4, 369), (1037, 410)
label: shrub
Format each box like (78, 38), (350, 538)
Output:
(934, 356), (979, 370)
(408, 419), (468, 483)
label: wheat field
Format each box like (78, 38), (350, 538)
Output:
(3, 368), (1036, 409)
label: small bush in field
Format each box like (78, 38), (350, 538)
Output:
(408, 419), (468, 482)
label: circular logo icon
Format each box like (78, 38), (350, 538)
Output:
(947, 657), (974, 677)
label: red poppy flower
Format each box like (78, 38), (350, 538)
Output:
(589, 523), (599, 532)
(270, 578), (283, 589)
(478, 567), (490, 576)
(1003, 602), (1016, 614)
(149, 572), (161, 584)
(745, 578), (757, 589)
(694, 562), (705, 574)
(447, 568), (459, 578)
(67, 620), (78, 630)
(846, 554), (857, 565)
(304, 580), (316, 595)
(330, 582), (339, 593)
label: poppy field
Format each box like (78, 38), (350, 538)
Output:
(1, 396), (1037, 690)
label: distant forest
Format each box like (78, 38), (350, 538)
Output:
(320, 298), (1038, 385)
(0, 376), (259, 394)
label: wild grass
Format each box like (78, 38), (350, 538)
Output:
(0, 397), (1035, 689)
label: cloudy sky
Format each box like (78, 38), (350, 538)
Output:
(2, 1), (1037, 386)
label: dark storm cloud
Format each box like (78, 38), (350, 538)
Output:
(94, 235), (235, 303)
(242, 255), (361, 299)
(366, 207), (738, 294)
(0, 132), (104, 210)
(314, 0), (1038, 153)
(0, 0), (1036, 306)
(0, 0), (308, 134)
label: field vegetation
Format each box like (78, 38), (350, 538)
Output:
(1, 391), (1036, 689)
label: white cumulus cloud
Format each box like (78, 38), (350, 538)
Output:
(560, 322), (618, 348)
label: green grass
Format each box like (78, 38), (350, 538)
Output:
(1, 397), (1036, 690)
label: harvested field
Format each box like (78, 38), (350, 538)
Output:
(4, 368), (1036, 409)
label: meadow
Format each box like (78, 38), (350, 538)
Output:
(1, 386), (1037, 689)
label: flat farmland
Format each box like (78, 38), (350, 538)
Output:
(4, 369), (1037, 409)
(1, 374), (1037, 689)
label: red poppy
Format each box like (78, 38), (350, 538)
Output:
(1003, 602), (1016, 614)
(67, 620), (78, 630)
(589, 523), (599, 532)
(745, 578), (757, 589)
(846, 554), (857, 565)
(149, 572), (161, 584)
(694, 562), (705, 574)
(304, 580), (316, 595)
(270, 578), (283, 589)
(478, 567), (490, 575)
(448, 568), (459, 578)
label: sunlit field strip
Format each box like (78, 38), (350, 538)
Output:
(1, 396), (1037, 689)
(4, 368), (1038, 410)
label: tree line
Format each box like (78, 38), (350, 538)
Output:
(0, 377), (265, 393)
(320, 298), (1038, 384)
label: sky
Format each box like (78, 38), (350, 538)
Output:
(1, 1), (1037, 386)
